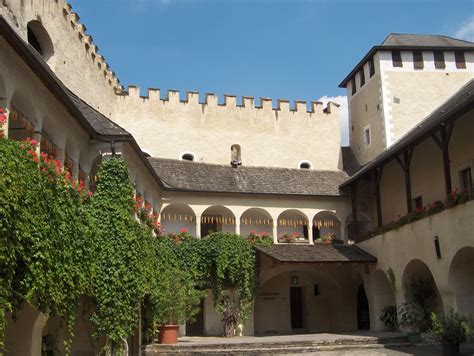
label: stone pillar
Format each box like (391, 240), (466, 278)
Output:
(235, 220), (241, 235)
(308, 223), (314, 244)
(196, 215), (201, 238)
(34, 130), (42, 156)
(272, 223), (278, 244)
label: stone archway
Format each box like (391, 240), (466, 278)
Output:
(200, 206), (236, 237)
(161, 204), (197, 236)
(448, 247), (474, 316)
(371, 269), (396, 331)
(239, 208), (273, 237)
(277, 209), (309, 243)
(402, 259), (444, 326)
(312, 211), (342, 243)
(8, 90), (38, 141)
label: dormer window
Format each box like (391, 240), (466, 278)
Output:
(230, 144), (242, 166)
(27, 20), (54, 61)
(181, 153), (195, 161)
(299, 161), (312, 169)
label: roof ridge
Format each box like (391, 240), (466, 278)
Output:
(147, 157), (347, 174)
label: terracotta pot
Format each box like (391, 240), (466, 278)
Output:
(441, 342), (460, 356)
(158, 325), (179, 344)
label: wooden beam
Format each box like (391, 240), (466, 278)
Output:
(374, 167), (383, 228)
(350, 181), (359, 240)
(396, 148), (414, 213)
(432, 122), (455, 196)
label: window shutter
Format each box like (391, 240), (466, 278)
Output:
(351, 78), (356, 95)
(392, 50), (402, 67)
(434, 51), (446, 69)
(455, 51), (466, 69)
(413, 51), (424, 69)
(369, 59), (375, 77)
(360, 69), (365, 87)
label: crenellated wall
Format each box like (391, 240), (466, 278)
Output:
(0, 0), (121, 116)
(113, 86), (342, 169)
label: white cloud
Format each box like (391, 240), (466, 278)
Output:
(317, 95), (349, 146)
(454, 16), (474, 42)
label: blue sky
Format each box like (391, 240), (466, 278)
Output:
(70, 0), (473, 143)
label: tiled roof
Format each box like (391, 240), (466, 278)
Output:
(255, 244), (377, 263)
(341, 147), (362, 176)
(67, 90), (130, 137)
(147, 158), (348, 196)
(382, 33), (474, 48)
(342, 79), (474, 187)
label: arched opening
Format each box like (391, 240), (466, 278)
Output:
(27, 20), (54, 61)
(298, 160), (312, 169)
(371, 270), (396, 331)
(345, 213), (372, 241)
(70, 297), (104, 354)
(160, 204), (196, 236)
(181, 152), (195, 161)
(8, 91), (37, 141)
(89, 155), (103, 192)
(240, 208), (273, 237)
(448, 247), (474, 316)
(254, 269), (343, 335)
(402, 259), (444, 329)
(42, 316), (66, 355)
(357, 283), (370, 330)
(312, 211), (342, 243)
(200, 206), (236, 237)
(277, 209), (308, 243)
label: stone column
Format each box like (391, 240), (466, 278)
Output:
(195, 215), (201, 238)
(272, 223), (278, 244)
(235, 220), (241, 235)
(308, 223), (314, 244)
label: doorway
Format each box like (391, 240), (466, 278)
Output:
(357, 284), (370, 330)
(186, 298), (205, 336)
(290, 287), (303, 329)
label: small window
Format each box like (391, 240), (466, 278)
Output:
(27, 21), (54, 61)
(413, 51), (424, 69)
(392, 50), (403, 67)
(181, 153), (195, 161)
(360, 69), (365, 87)
(413, 196), (423, 210)
(434, 51), (445, 69)
(455, 51), (466, 69)
(299, 161), (311, 169)
(460, 167), (472, 191)
(369, 58), (375, 77)
(351, 78), (356, 95)
(364, 127), (371, 146)
(230, 144), (242, 166)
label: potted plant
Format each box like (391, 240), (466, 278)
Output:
(430, 309), (474, 356)
(151, 267), (204, 344)
(398, 301), (425, 343)
(379, 305), (398, 331)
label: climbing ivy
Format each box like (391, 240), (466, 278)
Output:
(0, 138), (93, 351)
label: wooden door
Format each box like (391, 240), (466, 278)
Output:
(290, 287), (303, 329)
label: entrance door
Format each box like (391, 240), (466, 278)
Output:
(186, 298), (204, 336)
(290, 287), (303, 329)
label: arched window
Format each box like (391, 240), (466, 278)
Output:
(181, 153), (195, 161)
(299, 160), (312, 169)
(27, 20), (54, 61)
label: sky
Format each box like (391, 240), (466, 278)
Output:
(70, 0), (474, 145)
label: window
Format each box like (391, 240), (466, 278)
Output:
(351, 78), (356, 95)
(369, 58), (375, 77)
(299, 161), (312, 169)
(434, 51), (446, 69)
(230, 144), (242, 166)
(359, 69), (365, 87)
(181, 153), (195, 161)
(363, 126), (371, 146)
(413, 196), (423, 210)
(455, 51), (466, 69)
(392, 50), (403, 67)
(460, 167), (472, 191)
(413, 51), (424, 69)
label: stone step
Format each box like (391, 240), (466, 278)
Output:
(145, 342), (418, 356)
(144, 335), (411, 355)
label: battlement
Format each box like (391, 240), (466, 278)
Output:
(54, 0), (122, 91)
(124, 85), (339, 115)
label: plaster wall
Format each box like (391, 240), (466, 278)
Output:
(113, 90), (341, 169)
(0, 0), (120, 116)
(358, 200), (474, 327)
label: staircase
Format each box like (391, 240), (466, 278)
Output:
(143, 333), (415, 355)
